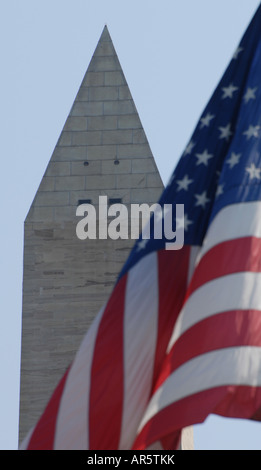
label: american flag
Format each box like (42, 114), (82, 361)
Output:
(21, 4), (261, 450)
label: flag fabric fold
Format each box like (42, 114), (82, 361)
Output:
(21, 4), (261, 450)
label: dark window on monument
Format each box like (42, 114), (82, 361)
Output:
(78, 199), (92, 205)
(108, 198), (122, 205)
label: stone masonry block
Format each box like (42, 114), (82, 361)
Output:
(117, 143), (153, 159)
(147, 173), (164, 188)
(54, 206), (78, 222)
(102, 129), (133, 145)
(99, 189), (131, 205)
(103, 100), (136, 116)
(55, 176), (85, 191)
(85, 174), (116, 190)
(26, 206), (54, 222)
(87, 145), (117, 160)
(71, 101), (103, 117)
(72, 131), (102, 146)
(133, 129), (147, 144)
(83, 71), (104, 87)
(76, 87), (89, 101)
(52, 146), (87, 161)
(45, 162), (71, 177)
(104, 71), (126, 86)
(38, 177), (55, 192)
(69, 190), (100, 206)
(131, 188), (162, 204)
(71, 160), (101, 175)
(34, 192), (69, 207)
(119, 86), (132, 100)
(101, 159), (132, 174)
(132, 158), (156, 173)
(89, 86), (118, 101)
(117, 174), (146, 189)
(87, 116), (118, 131)
(58, 132), (72, 146)
(89, 56), (121, 72)
(70, 189), (131, 206)
(63, 117), (88, 131)
(118, 114), (141, 129)
(95, 41), (115, 57)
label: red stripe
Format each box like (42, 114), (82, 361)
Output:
(152, 247), (190, 388)
(88, 275), (127, 450)
(27, 367), (70, 450)
(188, 237), (261, 297)
(155, 309), (261, 391)
(133, 385), (261, 450)
(160, 433), (181, 451)
(151, 236), (261, 389)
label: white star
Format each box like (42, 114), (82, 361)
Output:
(232, 46), (243, 60)
(245, 163), (261, 180)
(194, 191), (210, 209)
(176, 213), (193, 232)
(244, 87), (257, 103)
(219, 123), (233, 141)
(154, 208), (163, 222)
(243, 125), (261, 140)
(154, 205), (171, 222)
(195, 149), (214, 166)
(226, 152), (241, 169)
(222, 83), (239, 99)
(200, 112), (215, 128)
(184, 140), (196, 156)
(136, 238), (149, 252)
(163, 206), (172, 218)
(176, 174), (193, 191)
(215, 184), (224, 198)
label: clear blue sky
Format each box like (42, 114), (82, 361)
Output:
(1, 0), (261, 450)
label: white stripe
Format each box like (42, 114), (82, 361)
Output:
(198, 201), (261, 263)
(168, 271), (261, 352)
(119, 252), (159, 450)
(54, 305), (105, 450)
(138, 346), (261, 431)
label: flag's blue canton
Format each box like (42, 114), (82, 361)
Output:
(120, 5), (261, 279)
